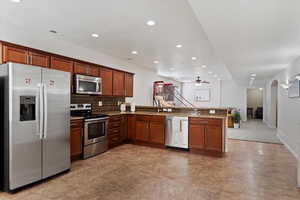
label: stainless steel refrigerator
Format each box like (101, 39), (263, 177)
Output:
(0, 62), (71, 191)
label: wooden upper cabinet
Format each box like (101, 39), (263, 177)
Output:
(189, 123), (206, 150)
(28, 51), (49, 68)
(205, 125), (222, 152)
(125, 73), (134, 97)
(50, 56), (73, 72)
(100, 67), (113, 96)
(149, 121), (165, 144)
(3, 45), (28, 64)
(74, 62), (99, 77)
(113, 70), (125, 96)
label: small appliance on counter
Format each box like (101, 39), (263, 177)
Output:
(120, 103), (126, 112)
(71, 104), (109, 159)
(130, 102), (136, 112)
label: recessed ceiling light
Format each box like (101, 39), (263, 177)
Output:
(10, 0), (21, 3)
(170, 68), (175, 71)
(250, 77), (255, 80)
(131, 51), (138, 55)
(208, 71), (213, 74)
(147, 20), (156, 26)
(153, 60), (159, 64)
(192, 57), (197, 61)
(91, 33), (99, 38)
(251, 73), (256, 77)
(176, 44), (183, 48)
(213, 74), (218, 78)
(201, 65), (207, 68)
(259, 88), (263, 91)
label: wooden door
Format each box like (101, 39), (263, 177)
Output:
(125, 73), (134, 97)
(149, 121), (165, 144)
(3, 45), (28, 64)
(50, 56), (73, 72)
(100, 67), (113, 96)
(127, 115), (136, 141)
(70, 120), (83, 158)
(113, 70), (125, 96)
(189, 123), (206, 150)
(135, 120), (149, 142)
(205, 125), (222, 152)
(28, 51), (49, 68)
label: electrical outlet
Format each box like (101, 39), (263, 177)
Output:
(209, 110), (216, 114)
(98, 101), (102, 106)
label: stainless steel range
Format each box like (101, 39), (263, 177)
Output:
(70, 104), (109, 159)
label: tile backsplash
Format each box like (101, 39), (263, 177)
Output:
(71, 95), (125, 113)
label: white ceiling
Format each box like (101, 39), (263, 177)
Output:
(0, 0), (231, 82)
(188, 0), (300, 85)
(1, 0), (299, 85)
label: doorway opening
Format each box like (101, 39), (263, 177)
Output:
(270, 80), (279, 128)
(247, 88), (264, 121)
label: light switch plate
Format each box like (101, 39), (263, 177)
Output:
(98, 101), (103, 106)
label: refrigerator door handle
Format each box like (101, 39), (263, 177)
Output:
(43, 84), (48, 139)
(38, 83), (44, 139)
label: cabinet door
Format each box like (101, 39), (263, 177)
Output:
(125, 73), (134, 97)
(149, 121), (165, 144)
(3, 45), (28, 64)
(113, 70), (125, 96)
(74, 62), (99, 76)
(205, 125), (222, 152)
(120, 115), (127, 142)
(127, 115), (136, 141)
(89, 66), (99, 77)
(189, 124), (205, 149)
(100, 67), (113, 96)
(135, 120), (149, 142)
(71, 127), (82, 157)
(29, 51), (49, 68)
(50, 56), (73, 72)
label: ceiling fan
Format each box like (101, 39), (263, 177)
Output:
(195, 76), (210, 86)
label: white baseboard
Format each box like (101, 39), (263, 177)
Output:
(276, 129), (300, 187)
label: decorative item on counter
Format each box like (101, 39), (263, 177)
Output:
(130, 102), (136, 112)
(120, 103), (126, 113)
(232, 110), (241, 128)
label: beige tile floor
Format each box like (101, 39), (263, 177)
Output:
(0, 140), (299, 200)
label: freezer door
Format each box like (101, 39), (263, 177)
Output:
(9, 63), (42, 190)
(42, 68), (70, 179)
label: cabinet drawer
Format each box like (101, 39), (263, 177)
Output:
(136, 115), (152, 121)
(109, 121), (121, 128)
(150, 115), (165, 123)
(108, 128), (121, 136)
(71, 119), (83, 128)
(109, 134), (120, 143)
(189, 118), (222, 126)
(109, 115), (122, 122)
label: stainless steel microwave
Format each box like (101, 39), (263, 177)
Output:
(75, 74), (102, 95)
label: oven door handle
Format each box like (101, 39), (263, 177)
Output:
(85, 117), (109, 122)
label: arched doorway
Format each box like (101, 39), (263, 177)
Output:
(270, 80), (278, 128)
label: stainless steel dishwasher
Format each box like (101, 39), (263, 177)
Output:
(165, 116), (189, 149)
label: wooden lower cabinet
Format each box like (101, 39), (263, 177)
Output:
(135, 120), (149, 142)
(189, 117), (223, 156)
(135, 115), (165, 146)
(108, 115), (123, 149)
(70, 119), (83, 161)
(127, 115), (136, 141)
(149, 121), (165, 144)
(189, 123), (205, 149)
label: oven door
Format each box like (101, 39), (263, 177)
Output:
(76, 75), (102, 95)
(84, 118), (108, 146)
